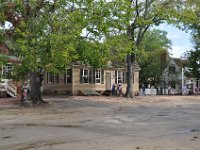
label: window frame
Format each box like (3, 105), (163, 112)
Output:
(64, 68), (72, 84)
(169, 66), (176, 75)
(2, 63), (13, 79)
(47, 72), (59, 84)
(117, 70), (123, 84)
(82, 68), (89, 84)
(95, 69), (101, 84)
(115, 70), (123, 84)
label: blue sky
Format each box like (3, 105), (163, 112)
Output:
(157, 23), (193, 58)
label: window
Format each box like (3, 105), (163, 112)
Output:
(64, 69), (72, 84)
(95, 69), (101, 83)
(89, 69), (94, 84)
(47, 72), (52, 83)
(123, 71), (128, 84)
(115, 70), (128, 84)
(118, 71), (122, 83)
(80, 68), (104, 84)
(115, 70), (122, 84)
(169, 66), (176, 74)
(80, 69), (89, 83)
(2, 63), (13, 79)
(47, 72), (59, 84)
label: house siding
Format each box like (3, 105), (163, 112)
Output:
(42, 73), (72, 95)
(42, 66), (140, 96)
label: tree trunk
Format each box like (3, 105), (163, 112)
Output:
(125, 54), (134, 98)
(28, 71), (43, 104)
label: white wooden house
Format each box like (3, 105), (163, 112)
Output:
(162, 58), (199, 94)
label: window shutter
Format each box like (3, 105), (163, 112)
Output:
(64, 73), (66, 84)
(123, 71), (127, 84)
(101, 70), (104, 84)
(126, 72), (128, 83)
(57, 74), (59, 83)
(52, 73), (54, 84)
(47, 72), (49, 83)
(69, 69), (72, 83)
(93, 69), (95, 84)
(80, 68), (83, 84)
(89, 68), (93, 84)
(115, 70), (117, 84)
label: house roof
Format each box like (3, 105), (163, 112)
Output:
(0, 43), (21, 63)
(0, 54), (21, 63)
(173, 58), (189, 68)
(70, 61), (141, 71)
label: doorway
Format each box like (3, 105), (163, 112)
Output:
(106, 73), (111, 90)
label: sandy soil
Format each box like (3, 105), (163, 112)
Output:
(0, 95), (200, 150)
(71, 95), (200, 105)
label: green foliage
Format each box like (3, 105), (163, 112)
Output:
(141, 29), (172, 52)
(187, 1), (200, 78)
(187, 50), (200, 78)
(0, 55), (7, 79)
(76, 39), (109, 68)
(0, 1), (86, 75)
(138, 29), (172, 85)
(105, 34), (133, 61)
(0, 0), (132, 78)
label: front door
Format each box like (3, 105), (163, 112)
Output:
(106, 73), (111, 90)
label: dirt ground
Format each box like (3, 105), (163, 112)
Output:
(0, 95), (200, 150)
(71, 95), (200, 104)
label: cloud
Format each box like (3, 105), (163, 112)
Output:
(167, 33), (181, 39)
(171, 46), (192, 58)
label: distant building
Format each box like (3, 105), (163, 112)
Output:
(42, 61), (141, 96)
(1, 43), (141, 97)
(0, 43), (20, 97)
(161, 57), (199, 95)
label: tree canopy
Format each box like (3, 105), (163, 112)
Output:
(138, 29), (172, 86)
(184, 0), (200, 79)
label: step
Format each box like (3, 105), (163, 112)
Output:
(80, 89), (100, 96)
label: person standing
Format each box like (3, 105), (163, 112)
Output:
(118, 83), (123, 97)
(111, 84), (116, 96)
(182, 84), (187, 96)
(194, 86), (198, 95)
(142, 83), (146, 96)
(168, 85), (171, 95)
(116, 83), (123, 97)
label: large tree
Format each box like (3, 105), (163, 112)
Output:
(138, 29), (172, 87)
(0, 1), (85, 103)
(1, 1), (86, 103)
(183, 0), (200, 79)
(188, 11), (200, 78)
(121, 0), (198, 97)
(187, 50), (200, 79)
(0, 0), (127, 103)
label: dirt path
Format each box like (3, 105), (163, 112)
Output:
(0, 95), (200, 150)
